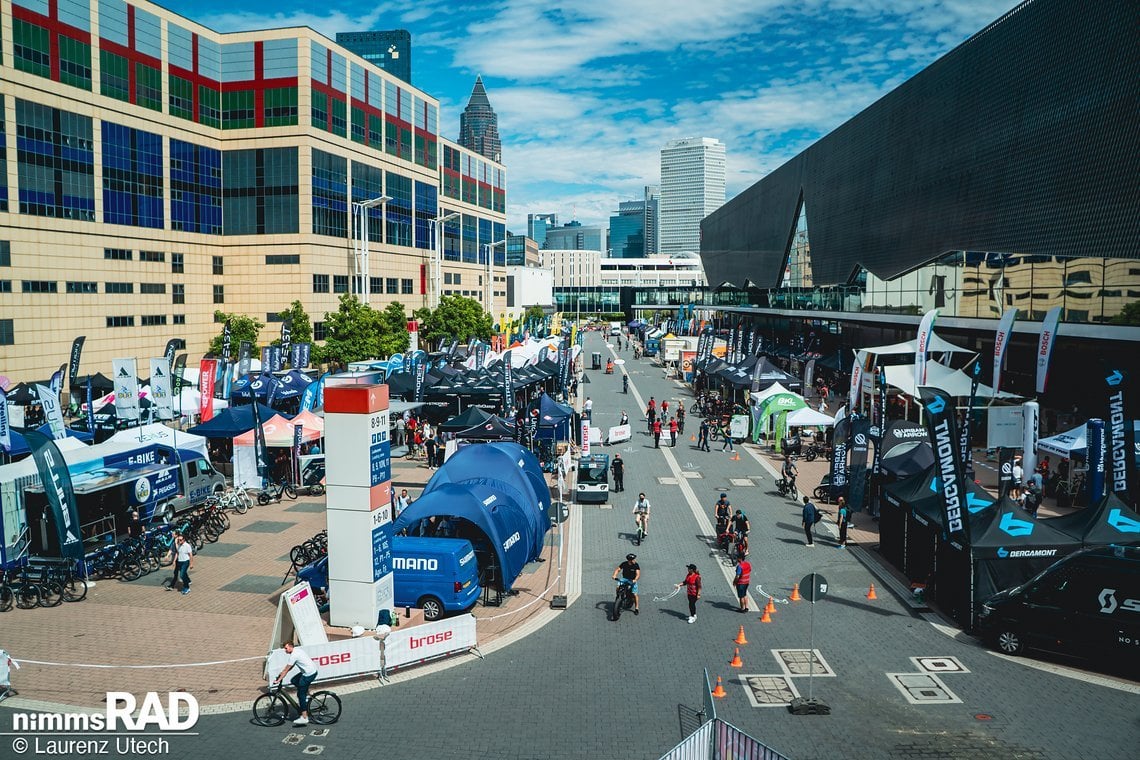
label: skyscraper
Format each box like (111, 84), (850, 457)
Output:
(643, 185), (660, 255)
(458, 76), (502, 163)
(335, 30), (411, 84)
(544, 221), (606, 253)
(609, 201), (646, 258)
(659, 138), (725, 255)
(528, 213), (558, 248)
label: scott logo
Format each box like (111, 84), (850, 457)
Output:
(1098, 588), (1140, 614)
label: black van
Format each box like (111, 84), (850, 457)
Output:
(976, 545), (1140, 664)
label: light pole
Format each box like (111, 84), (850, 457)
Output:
(351, 195), (390, 306)
(483, 238), (507, 316)
(429, 211), (460, 309)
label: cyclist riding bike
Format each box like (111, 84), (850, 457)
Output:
(713, 493), (732, 535)
(632, 493), (651, 537)
(782, 455), (798, 494)
(272, 642), (319, 726)
(612, 553), (641, 615)
(731, 509), (751, 557)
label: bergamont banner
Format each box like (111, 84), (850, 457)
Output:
(918, 386), (970, 545)
(1103, 367), (1134, 505)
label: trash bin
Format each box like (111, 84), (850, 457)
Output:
(591, 352), (602, 370)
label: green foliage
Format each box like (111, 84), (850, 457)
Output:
(524, 305), (546, 322)
(274, 300), (313, 345)
(1110, 301), (1140, 325)
(208, 311), (263, 361)
(414, 295), (493, 348)
(320, 294), (386, 366)
(379, 301), (410, 357)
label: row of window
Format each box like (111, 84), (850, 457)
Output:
(312, 274), (414, 295)
(105, 314), (186, 327)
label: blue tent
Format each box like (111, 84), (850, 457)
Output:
(422, 443), (548, 560)
(485, 442), (552, 546)
(186, 403), (283, 438)
(270, 370), (313, 402)
(528, 394), (575, 441)
(3, 424), (93, 456)
(392, 482), (532, 591)
(230, 373), (279, 401)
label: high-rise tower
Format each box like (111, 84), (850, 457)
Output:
(458, 76), (502, 163)
(659, 137), (725, 255)
(335, 30), (411, 84)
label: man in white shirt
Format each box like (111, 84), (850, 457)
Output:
(274, 642), (319, 726)
(394, 489), (411, 518)
(1012, 457), (1024, 500)
(167, 532), (194, 595)
(584, 397), (593, 420)
(0, 648), (18, 700)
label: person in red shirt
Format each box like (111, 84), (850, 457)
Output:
(668, 417), (679, 447)
(733, 556), (752, 613)
(675, 564), (702, 624)
(662, 400), (669, 417)
(652, 418), (662, 448)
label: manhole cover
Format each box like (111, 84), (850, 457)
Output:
(740, 674), (799, 707)
(302, 746), (324, 755)
(911, 656), (970, 673)
(887, 673), (962, 704)
(283, 734), (304, 745)
(310, 729), (330, 737)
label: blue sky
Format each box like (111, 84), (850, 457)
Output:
(160, 0), (1021, 235)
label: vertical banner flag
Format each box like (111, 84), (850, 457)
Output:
(477, 342), (489, 369)
(580, 420), (590, 456)
(293, 423), (304, 485)
(68, 336), (86, 389)
(918, 386), (970, 545)
(1104, 367), (1132, 503)
(804, 359), (816, 395)
(447, 339), (458, 359)
(869, 368), (887, 515)
(221, 319), (233, 364)
(270, 346), (285, 373)
(251, 398), (269, 479)
(746, 330), (756, 357)
(238, 341), (252, 378)
(734, 324), (744, 364)
(172, 354), (187, 419)
(848, 416), (871, 512)
(149, 358), (173, 421)
(829, 411), (851, 500)
(279, 319), (293, 366)
(112, 358), (141, 422)
(198, 358), (217, 422)
(997, 447), (1014, 498)
(85, 376), (95, 435)
(915, 309), (939, 388)
(23, 429), (84, 561)
(214, 360), (228, 399)
(163, 339), (180, 371)
(402, 352), (413, 374)
(558, 342), (570, 396)
(0, 387), (10, 452)
(1021, 400), (1040, 479)
(1035, 306), (1063, 394)
(414, 361), (427, 403)
(260, 346), (271, 369)
(1086, 418), (1106, 506)
(848, 357), (863, 413)
(50, 364), (65, 399)
(300, 372), (324, 412)
(289, 342), (303, 369)
(538, 345), (549, 365)
(299, 342), (312, 369)
(502, 350), (514, 416)
(992, 308), (1017, 394)
(961, 359), (982, 476)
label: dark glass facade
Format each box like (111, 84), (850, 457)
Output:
(702, 0), (1140, 291)
(350, 161), (384, 243)
(312, 149), (348, 238)
(170, 139), (222, 234)
(222, 147), (299, 235)
(102, 122), (163, 228)
(336, 30), (412, 85)
(15, 99), (95, 221)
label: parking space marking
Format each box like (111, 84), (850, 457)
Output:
(911, 656), (970, 674)
(887, 672), (962, 704)
(739, 674), (801, 707)
(773, 649), (835, 678)
(657, 476), (679, 485)
(729, 478), (756, 487)
(681, 471), (702, 479)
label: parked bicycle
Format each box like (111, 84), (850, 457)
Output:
(802, 440), (829, 462)
(252, 682), (341, 727)
(258, 479), (298, 505)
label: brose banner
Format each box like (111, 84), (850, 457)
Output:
(382, 614), (478, 675)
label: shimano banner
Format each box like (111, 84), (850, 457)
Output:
(992, 308), (1017, 394)
(1086, 418), (1106, 506)
(279, 319), (293, 365)
(238, 341), (252, 378)
(918, 386), (970, 544)
(848, 416), (871, 512)
(24, 429), (84, 561)
(915, 309), (939, 388)
(830, 413), (850, 500)
(1035, 306), (1062, 394)
(149, 358), (174, 421)
(112, 357), (141, 422)
(67, 336), (86, 389)
(1103, 367), (1133, 504)
(221, 319), (233, 364)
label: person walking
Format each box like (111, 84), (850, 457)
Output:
(733, 556), (752, 613)
(675, 564), (702, 624)
(801, 496), (818, 547)
(661, 400), (669, 418)
(646, 400), (657, 434)
(653, 418), (662, 448)
(394, 488), (411, 518)
(836, 496), (849, 548)
(167, 532), (194, 594)
(393, 415), (406, 448)
(611, 454), (625, 492)
(433, 431), (445, 468)
(424, 432), (438, 470)
(720, 421), (734, 452)
(584, 397), (593, 421)
(668, 417), (679, 447)
(677, 405), (685, 434)
(619, 410), (629, 426)
(698, 419), (711, 452)
(0, 647), (18, 701)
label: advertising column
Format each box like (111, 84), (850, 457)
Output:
(324, 385), (394, 628)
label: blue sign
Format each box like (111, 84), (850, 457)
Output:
(372, 522), (392, 582)
(999, 511), (1034, 537)
(370, 440), (391, 487)
(1107, 508), (1140, 534)
(1087, 418), (1106, 505)
(130, 468), (180, 506)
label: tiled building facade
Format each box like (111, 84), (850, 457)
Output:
(0, 0), (507, 380)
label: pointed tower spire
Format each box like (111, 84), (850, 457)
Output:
(458, 75), (502, 163)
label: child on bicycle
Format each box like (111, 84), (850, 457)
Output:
(273, 642), (319, 726)
(632, 493), (651, 537)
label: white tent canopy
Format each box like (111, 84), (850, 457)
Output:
(107, 424), (210, 461)
(1037, 425), (1086, 458)
(786, 407), (836, 427)
(883, 361), (1019, 399)
(750, 382), (793, 406)
(858, 333), (973, 357)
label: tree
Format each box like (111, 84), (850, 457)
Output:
(524, 305), (546, 323)
(320, 294), (385, 367)
(208, 311), (263, 361)
(274, 300), (313, 345)
(1110, 301), (1140, 326)
(414, 295), (493, 348)
(379, 301), (410, 357)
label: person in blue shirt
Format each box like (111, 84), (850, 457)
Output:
(801, 496), (818, 546)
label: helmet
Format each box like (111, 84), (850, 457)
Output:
(687, 564), (697, 571)
(626, 553), (637, 561)
(720, 493), (727, 498)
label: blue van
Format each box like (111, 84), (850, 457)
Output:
(392, 536), (481, 621)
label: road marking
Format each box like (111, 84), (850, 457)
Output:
(657, 476), (679, 485)
(681, 471), (703, 479)
(739, 674), (800, 707)
(986, 652), (1140, 694)
(887, 672), (962, 704)
(773, 649), (835, 678)
(911, 656), (970, 674)
(729, 478), (756, 487)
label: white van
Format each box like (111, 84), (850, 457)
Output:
(609, 322), (622, 336)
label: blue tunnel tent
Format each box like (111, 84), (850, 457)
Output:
(187, 403), (282, 437)
(486, 441), (553, 527)
(422, 443), (548, 560)
(392, 482), (532, 591)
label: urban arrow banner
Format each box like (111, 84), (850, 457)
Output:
(830, 411), (850, 500)
(918, 386), (970, 544)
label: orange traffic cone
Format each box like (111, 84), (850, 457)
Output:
(730, 451), (741, 461)
(760, 608), (773, 623)
(866, 583), (878, 600)
(790, 583), (802, 602)
(690, 434), (697, 442)
(734, 625), (749, 645)
(764, 597), (776, 615)
(711, 676), (727, 698)
(729, 648), (744, 668)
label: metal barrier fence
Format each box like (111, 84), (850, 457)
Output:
(659, 719), (790, 760)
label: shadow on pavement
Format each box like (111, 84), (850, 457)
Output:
(824, 594), (907, 617)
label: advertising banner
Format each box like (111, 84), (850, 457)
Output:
(830, 413), (850, 499)
(238, 341), (252, 378)
(0, 387), (10, 451)
(681, 351), (696, 383)
(414, 361), (427, 403)
(148, 358), (174, 421)
(992, 308), (1017, 394)
(23, 429), (83, 561)
(1022, 401), (1040, 480)
(260, 346), (270, 370)
(38, 383), (66, 440)
(289, 342), (303, 369)
(382, 614), (477, 674)
(171, 354), (187, 417)
(502, 350), (513, 416)
(85, 376), (95, 434)
(918, 386), (970, 545)
(804, 359), (816, 395)
(198, 358), (217, 422)
(213, 360), (228, 400)
(67, 336), (86, 389)
(112, 357), (141, 421)
(581, 420), (590, 455)
(251, 397), (269, 479)
(998, 447), (1014, 498)
(293, 423), (304, 484)
(266, 637), (380, 684)
(1086, 418), (1106, 506)
(746, 330), (757, 357)
(279, 582), (330, 646)
(220, 319), (233, 364)
(163, 339), (180, 371)
(279, 319), (293, 365)
(1035, 306), (1062, 394)
(915, 308), (939, 388)
(607, 424), (632, 444)
(476, 342), (489, 370)
(269, 346), (284, 373)
(961, 359), (982, 476)
(848, 416), (871, 512)
(1103, 367), (1133, 503)
(848, 357), (863, 413)
(734, 324), (744, 364)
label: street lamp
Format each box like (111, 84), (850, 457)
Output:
(429, 211), (460, 309)
(352, 195), (390, 306)
(483, 238), (508, 315)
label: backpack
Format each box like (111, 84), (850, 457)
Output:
(809, 504), (823, 524)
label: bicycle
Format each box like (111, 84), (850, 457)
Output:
(252, 682), (341, 727)
(776, 476), (796, 498)
(612, 578), (635, 621)
(633, 513), (648, 546)
(0, 565), (42, 609)
(258, 479), (298, 505)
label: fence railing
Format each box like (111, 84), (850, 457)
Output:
(659, 719), (790, 760)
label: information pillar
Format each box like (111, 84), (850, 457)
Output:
(323, 384), (393, 628)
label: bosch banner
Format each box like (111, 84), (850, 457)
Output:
(112, 357), (141, 422)
(1035, 306), (1062, 394)
(1086, 418), (1106, 506)
(1103, 367), (1133, 504)
(848, 416), (871, 512)
(915, 308), (939, 388)
(830, 411), (850, 500)
(67, 336), (86, 389)
(918, 386), (970, 544)
(24, 430), (83, 561)
(198, 358), (217, 422)
(848, 357), (863, 413)
(992, 308), (1017, 394)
